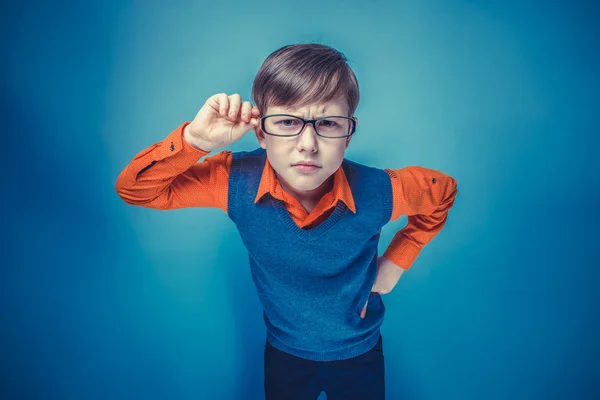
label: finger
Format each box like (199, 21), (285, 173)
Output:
(251, 106), (261, 126)
(240, 101), (253, 123)
(360, 300), (368, 319)
(228, 93), (242, 121)
(217, 93), (229, 118)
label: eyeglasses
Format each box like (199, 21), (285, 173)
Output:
(260, 114), (357, 138)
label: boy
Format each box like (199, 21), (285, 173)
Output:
(116, 43), (458, 400)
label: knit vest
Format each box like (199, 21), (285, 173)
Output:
(228, 148), (393, 361)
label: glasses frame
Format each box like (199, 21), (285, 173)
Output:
(259, 114), (357, 138)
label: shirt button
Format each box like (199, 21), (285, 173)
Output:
(170, 142), (175, 151)
(432, 178), (436, 183)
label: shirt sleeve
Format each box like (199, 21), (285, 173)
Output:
(382, 166), (458, 270)
(115, 122), (232, 212)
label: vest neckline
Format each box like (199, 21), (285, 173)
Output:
(271, 197), (348, 241)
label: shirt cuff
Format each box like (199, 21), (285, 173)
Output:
(156, 122), (210, 161)
(382, 237), (423, 270)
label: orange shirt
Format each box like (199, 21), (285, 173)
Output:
(116, 122), (458, 270)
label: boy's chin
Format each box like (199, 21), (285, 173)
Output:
(290, 182), (320, 192)
(286, 175), (329, 192)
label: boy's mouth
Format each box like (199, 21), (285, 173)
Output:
(291, 160), (320, 167)
(291, 160), (321, 173)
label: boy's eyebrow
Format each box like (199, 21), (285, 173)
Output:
(275, 105), (330, 114)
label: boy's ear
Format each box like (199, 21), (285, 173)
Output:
(254, 126), (267, 149)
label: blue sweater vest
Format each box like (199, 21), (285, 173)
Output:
(228, 148), (393, 361)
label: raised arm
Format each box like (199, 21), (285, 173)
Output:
(115, 93), (260, 211)
(115, 122), (232, 211)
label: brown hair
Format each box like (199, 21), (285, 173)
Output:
(252, 43), (360, 117)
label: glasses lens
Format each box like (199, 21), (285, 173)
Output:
(315, 117), (351, 137)
(264, 116), (304, 136)
(264, 116), (352, 137)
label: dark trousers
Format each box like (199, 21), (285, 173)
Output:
(264, 335), (385, 400)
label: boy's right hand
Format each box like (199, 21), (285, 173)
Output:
(184, 93), (261, 152)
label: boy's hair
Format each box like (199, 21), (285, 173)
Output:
(252, 43), (360, 117)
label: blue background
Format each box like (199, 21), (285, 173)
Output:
(3, 0), (599, 399)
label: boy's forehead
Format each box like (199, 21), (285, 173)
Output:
(266, 100), (346, 115)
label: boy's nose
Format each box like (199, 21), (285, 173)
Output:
(296, 123), (318, 152)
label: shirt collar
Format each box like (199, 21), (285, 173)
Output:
(254, 157), (357, 214)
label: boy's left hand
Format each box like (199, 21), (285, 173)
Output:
(360, 256), (405, 319)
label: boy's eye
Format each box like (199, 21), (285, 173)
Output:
(278, 119), (299, 126)
(319, 120), (338, 127)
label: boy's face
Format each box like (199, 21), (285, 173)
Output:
(254, 99), (357, 199)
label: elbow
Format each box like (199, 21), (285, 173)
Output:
(115, 178), (135, 205)
(452, 176), (458, 197)
(114, 179), (170, 209)
(443, 173), (458, 195)
(449, 176), (458, 195)
(115, 172), (142, 206)
(435, 175), (458, 211)
(442, 177), (458, 210)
